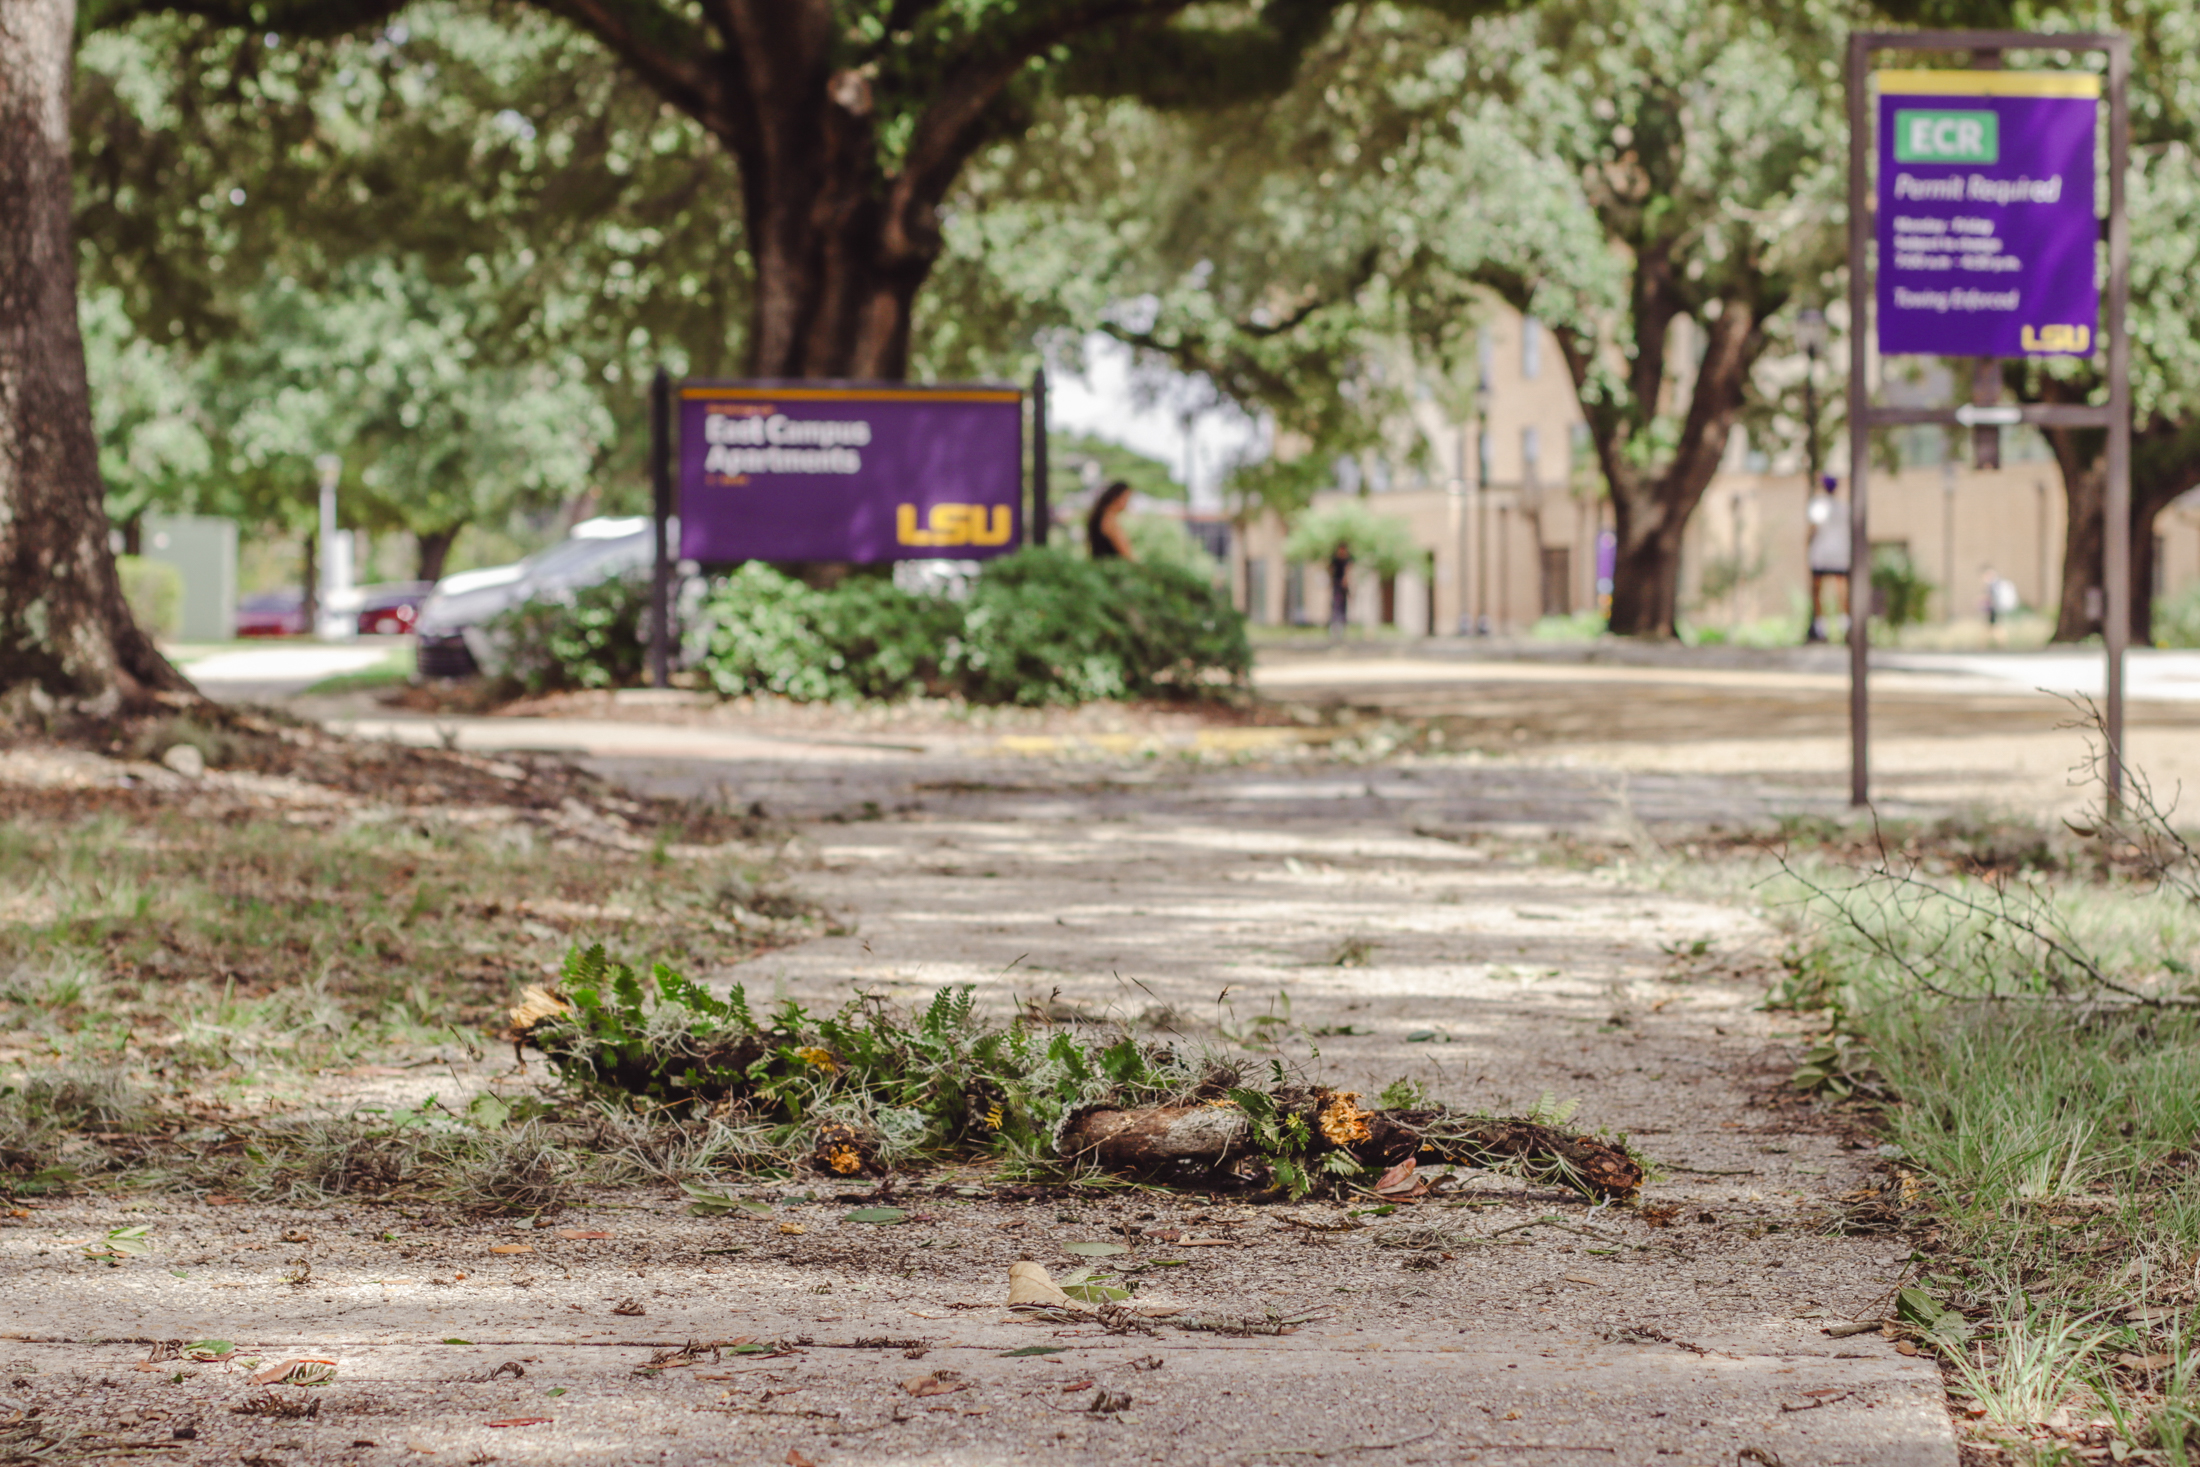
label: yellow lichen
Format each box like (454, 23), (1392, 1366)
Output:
(1317, 1091), (1373, 1147)
(826, 1146), (864, 1175)
(793, 1046), (839, 1074)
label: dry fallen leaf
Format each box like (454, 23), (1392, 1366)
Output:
(902, 1373), (966, 1398)
(611, 1298), (646, 1317)
(1007, 1260), (1076, 1308)
(778, 1222), (806, 1236)
(1371, 1159), (1427, 1198)
(786, 1451), (818, 1467)
(1176, 1238), (1237, 1248)
(557, 1229), (614, 1241)
(485, 1417), (553, 1428)
(249, 1357), (337, 1386)
(2118, 1352), (2173, 1370)
(489, 1244), (533, 1256)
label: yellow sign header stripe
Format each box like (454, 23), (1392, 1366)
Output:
(680, 386), (1020, 404)
(1877, 69), (2101, 98)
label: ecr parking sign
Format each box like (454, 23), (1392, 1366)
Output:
(1875, 70), (2100, 356)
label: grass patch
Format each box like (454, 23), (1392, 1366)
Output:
(301, 642), (416, 695)
(0, 797), (807, 1203)
(1773, 752), (2200, 1459)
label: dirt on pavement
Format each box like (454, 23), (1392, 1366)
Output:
(0, 699), (1961, 1465)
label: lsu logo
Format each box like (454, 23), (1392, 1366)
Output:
(897, 503), (1012, 548)
(2020, 323), (2091, 354)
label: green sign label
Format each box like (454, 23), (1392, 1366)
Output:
(1893, 109), (1999, 164)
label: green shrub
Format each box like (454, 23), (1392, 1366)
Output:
(701, 565), (957, 701)
(487, 572), (650, 695)
(2156, 582), (2200, 648)
(951, 550), (1249, 706)
(117, 556), (183, 640)
(699, 550), (1248, 706)
(1871, 545), (1935, 628)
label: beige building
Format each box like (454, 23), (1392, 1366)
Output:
(1231, 300), (2200, 635)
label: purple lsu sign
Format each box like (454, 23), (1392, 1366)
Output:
(678, 383), (1022, 563)
(1877, 70), (2100, 357)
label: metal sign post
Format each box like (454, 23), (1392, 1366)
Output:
(1845, 30), (2130, 807)
(1031, 367), (1050, 547)
(648, 365), (672, 689)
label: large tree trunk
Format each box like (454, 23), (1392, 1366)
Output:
(0, 0), (188, 710)
(2046, 424), (2107, 643)
(415, 526), (460, 585)
(731, 64), (942, 380)
(1606, 499), (1690, 636)
(1564, 301), (1764, 638)
(2046, 411), (2200, 645)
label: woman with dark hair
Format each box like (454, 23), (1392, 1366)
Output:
(1086, 480), (1135, 561)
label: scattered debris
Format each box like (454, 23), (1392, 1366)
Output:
(611, 1298), (646, 1317)
(1603, 1325), (1717, 1357)
(1169, 1309), (1333, 1337)
(902, 1372), (965, 1398)
(232, 1391), (319, 1420)
(513, 953), (1644, 1199)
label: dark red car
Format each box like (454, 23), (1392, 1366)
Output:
(235, 589), (308, 638)
(352, 581), (434, 636)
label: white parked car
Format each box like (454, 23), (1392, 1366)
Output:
(413, 517), (665, 680)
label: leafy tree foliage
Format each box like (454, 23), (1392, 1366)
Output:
(1459, 0), (1845, 636)
(85, 0), (1524, 388)
(73, 6), (745, 570)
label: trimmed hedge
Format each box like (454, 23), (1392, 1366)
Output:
(701, 549), (1248, 706)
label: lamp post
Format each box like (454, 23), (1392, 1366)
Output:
(313, 453), (344, 640)
(1470, 378), (1492, 634)
(1450, 426), (1468, 635)
(1795, 309), (1831, 646)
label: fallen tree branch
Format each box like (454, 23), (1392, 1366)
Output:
(1058, 1100), (1644, 1200)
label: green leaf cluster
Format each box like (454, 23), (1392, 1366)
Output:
(484, 572), (652, 695)
(1895, 1283), (1976, 1355)
(524, 944), (1199, 1171)
(698, 567), (963, 703)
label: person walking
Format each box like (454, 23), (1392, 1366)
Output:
(1804, 476), (1849, 643)
(1328, 540), (1354, 637)
(1086, 481), (1134, 561)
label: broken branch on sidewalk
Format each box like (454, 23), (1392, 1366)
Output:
(513, 945), (1644, 1200)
